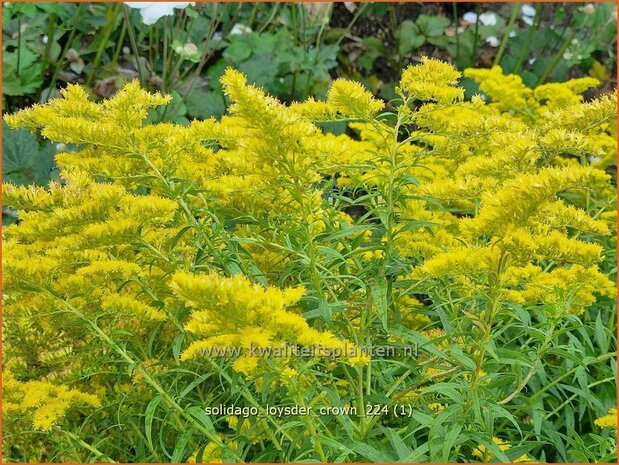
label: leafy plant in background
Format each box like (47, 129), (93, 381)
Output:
(1, 122), (60, 225)
(495, 2), (617, 87)
(396, 14), (452, 56)
(334, 2), (616, 99)
(1, 122), (57, 187)
(3, 2), (616, 119)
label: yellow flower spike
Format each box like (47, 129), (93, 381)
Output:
(464, 65), (534, 114)
(1, 60), (615, 461)
(327, 79), (384, 119)
(100, 294), (166, 322)
(465, 165), (611, 238)
(533, 77), (600, 109)
(279, 367), (299, 386)
(3, 373), (101, 432)
(594, 408), (617, 429)
(400, 57), (464, 103)
(172, 272), (366, 372)
(290, 97), (337, 121)
(231, 356), (260, 377)
(101, 79), (171, 128)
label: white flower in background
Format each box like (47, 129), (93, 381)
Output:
(580, 3), (595, 14)
(344, 2), (356, 13)
(509, 30), (517, 37)
(229, 23), (252, 35)
(125, 2), (195, 25)
(563, 51), (574, 60)
(479, 12), (497, 26)
(521, 15), (533, 25)
(521, 4), (536, 17)
(521, 4), (535, 25)
(485, 36), (500, 47)
(463, 11), (478, 23)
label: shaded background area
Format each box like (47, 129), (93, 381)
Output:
(2, 2), (617, 213)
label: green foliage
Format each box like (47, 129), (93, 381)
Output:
(222, 29), (338, 101)
(2, 121), (57, 186)
(397, 15), (451, 56)
(499, 3), (617, 85)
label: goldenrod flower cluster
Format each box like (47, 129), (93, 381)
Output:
(3, 371), (100, 431)
(172, 271), (367, 374)
(472, 437), (531, 462)
(595, 408), (618, 430)
(2, 56), (615, 462)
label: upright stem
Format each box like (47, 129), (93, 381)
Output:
(45, 3), (86, 102)
(452, 3), (460, 64)
(87, 4), (122, 87)
(538, 30), (575, 84)
(494, 3), (519, 67)
(464, 251), (507, 416)
(16, 17), (22, 77)
(111, 19), (127, 67)
(470, 4), (480, 65)
(163, 3), (221, 121)
(498, 323), (555, 405)
(40, 13), (58, 80)
(123, 5), (146, 85)
(57, 428), (116, 463)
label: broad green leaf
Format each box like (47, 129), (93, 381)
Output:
(2, 122), (56, 185)
(417, 14), (450, 37)
(397, 20), (425, 55)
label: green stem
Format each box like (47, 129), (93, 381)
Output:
(296, 394), (328, 462)
(57, 428), (115, 463)
(538, 30), (575, 84)
(135, 148), (234, 275)
(40, 14), (57, 80)
(470, 4), (480, 65)
(46, 3), (86, 102)
(497, 323), (556, 405)
(494, 3), (519, 66)
(111, 19), (127, 67)
(452, 3), (460, 63)
(531, 352), (615, 401)
(122, 5), (146, 85)
(513, 4), (542, 74)
(543, 377), (615, 421)
(87, 4), (122, 87)
(163, 3), (221, 121)
(335, 3), (368, 48)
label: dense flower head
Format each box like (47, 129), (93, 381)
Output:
(326, 79), (385, 119)
(171, 272), (369, 372)
(3, 371), (100, 431)
(594, 408), (618, 429)
(399, 57), (464, 103)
